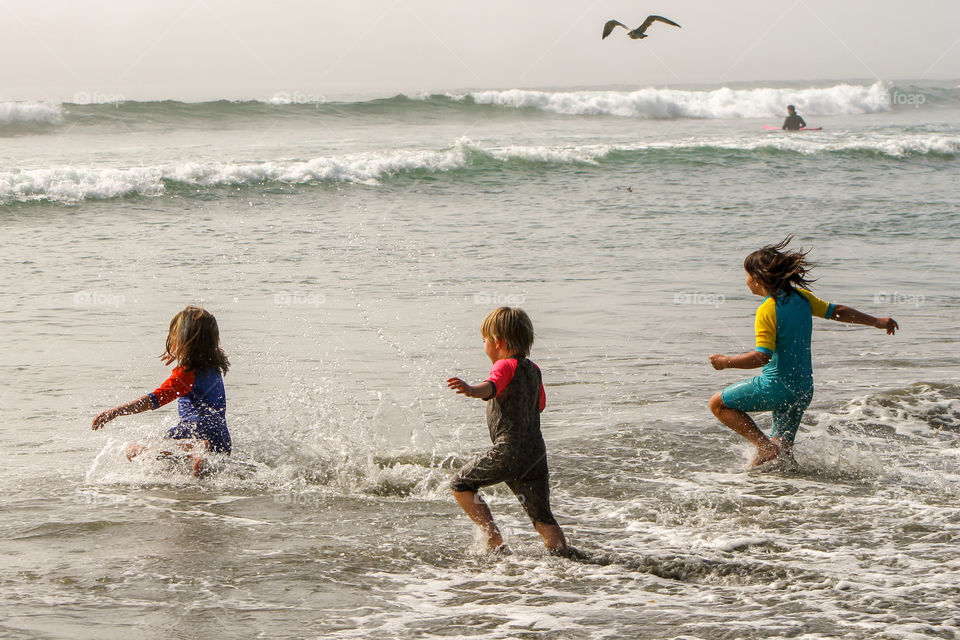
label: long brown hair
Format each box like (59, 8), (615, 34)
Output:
(164, 306), (230, 374)
(743, 235), (816, 296)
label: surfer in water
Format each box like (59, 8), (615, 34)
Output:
(447, 307), (571, 556)
(783, 105), (806, 130)
(92, 305), (231, 477)
(708, 237), (898, 466)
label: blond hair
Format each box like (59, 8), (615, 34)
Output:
(481, 307), (535, 358)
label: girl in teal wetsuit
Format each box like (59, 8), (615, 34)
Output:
(708, 237), (899, 466)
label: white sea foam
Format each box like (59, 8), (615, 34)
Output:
(451, 82), (893, 119)
(0, 146), (472, 203)
(710, 535), (770, 552)
(4, 134), (957, 203)
(486, 134), (960, 160)
(0, 166), (166, 202)
(0, 101), (64, 125)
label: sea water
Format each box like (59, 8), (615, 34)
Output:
(1, 80), (959, 639)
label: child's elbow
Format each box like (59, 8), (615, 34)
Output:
(831, 305), (849, 321)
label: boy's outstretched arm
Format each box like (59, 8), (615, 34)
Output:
(709, 351), (771, 370)
(447, 377), (495, 400)
(92, 394), (154, 430)
(831, 305), (898, 334)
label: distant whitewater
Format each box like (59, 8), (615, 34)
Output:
(443, 82), (895, 119)
(1, 82), (955, 132)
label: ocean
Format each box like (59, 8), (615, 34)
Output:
(1, 79), (959, 639)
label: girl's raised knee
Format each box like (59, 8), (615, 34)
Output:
(709, 393), (725, 416)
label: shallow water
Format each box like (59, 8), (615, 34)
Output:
(1, 80), (959, 639)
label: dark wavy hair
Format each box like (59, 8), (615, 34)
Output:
(743, 235), (816, 296)
(164, 306), (230, 374)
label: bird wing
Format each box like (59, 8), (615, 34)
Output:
(639, 14), (681, 32)
(602, 20), (628, 39)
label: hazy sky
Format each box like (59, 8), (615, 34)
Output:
(2, 0), (958, 101)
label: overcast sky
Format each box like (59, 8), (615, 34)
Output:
(2, 0), (958, 101)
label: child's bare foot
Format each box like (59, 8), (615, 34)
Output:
(771, 438), (796, 464)
(485, 532), (504, 552)
(125, 443), (146, 461)
(191, 455), (205, 478)
(749, 440), (780, 467)
(549, 545), (589, 561)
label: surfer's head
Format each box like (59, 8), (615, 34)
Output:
(787, 105), (797, 114)
(165, 305), (230, 374)
(743, 235), (816, 296)
(481, 307), (535, 359)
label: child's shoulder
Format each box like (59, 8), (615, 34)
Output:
(756, 295), (775, 310)
(186, 366), (225, 382)
(495, 355), (538, 365)
(508, 357), (542, 375)
(491, 356), (542, 375)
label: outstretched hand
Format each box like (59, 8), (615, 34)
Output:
(447, 377), (471, 395)
(447, 377), (492, 399)
(708, 354), (729, 370)
(874, 317), (898, 335)
(92, 409), (116, 430)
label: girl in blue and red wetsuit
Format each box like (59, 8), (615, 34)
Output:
(708, 237), (898, 466)
(92, 306), (231, 476)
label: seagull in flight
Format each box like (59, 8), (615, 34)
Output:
(602, 15), (681, 40)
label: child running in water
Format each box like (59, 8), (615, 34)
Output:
(709, 237), (898, 466)
(92, 306), (231, 477)
(447, 307), (570, 555)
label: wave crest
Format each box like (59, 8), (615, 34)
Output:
(451, 82), (893, 119)
(0, 101), (64, 126)
(4, 135), (957, 204)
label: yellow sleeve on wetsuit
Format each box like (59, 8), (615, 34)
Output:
(754, 297), (777, 355)
(797, 288), (835, 319)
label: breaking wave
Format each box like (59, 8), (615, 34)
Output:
(3, 134), (957, 203)
(445, 82), (897, 119)
(1, 82), (956, 136)
(0, 101), (64, 127)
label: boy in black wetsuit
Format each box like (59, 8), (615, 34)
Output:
(447, 307), (570, 555)
(783, 104), (806, 130)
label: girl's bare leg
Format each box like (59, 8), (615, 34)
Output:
(175, 439), (210, 477)
(534, 521), (568, 554)
(452, 490), (504, 551)
(710, 393), (779, 465)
